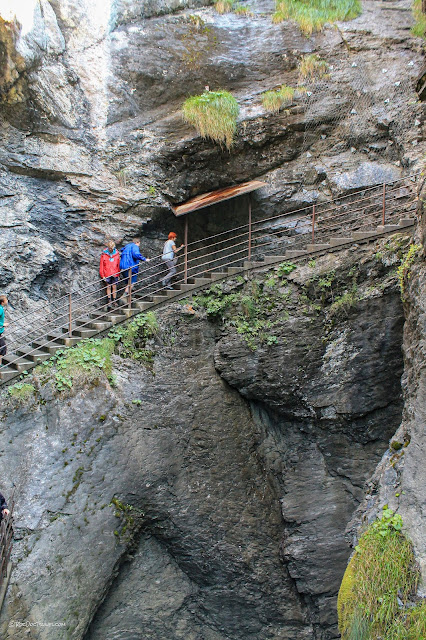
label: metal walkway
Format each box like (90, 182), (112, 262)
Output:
(0, 175), (418, 386)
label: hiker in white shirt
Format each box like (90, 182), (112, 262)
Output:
(161, 232), (184, 289)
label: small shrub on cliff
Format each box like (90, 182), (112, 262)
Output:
(412, 0), (426, 39)
(272, 0), (362, 35)
(182, 90), (239, 149)
(338, 507), (421, 640)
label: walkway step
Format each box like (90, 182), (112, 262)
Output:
(46, 335), (79, 347)
(376, 224), (401, 233)
(0, 368), (16, 381)
(165, 288), (181, 297)
(131, 301), (153, 311)
(151, 295), (170, 304)
(72, 329), (98, 339)
(209, 272), (228, 281)
(263, 256), (287, 264)
(399, 218), (416, 227)
(16, 349), (51, 363)
(285, 250), (308, 258)
(2, 355), (33, 372)
(87, 321), (112, 331)
(244, 261), (265, 268)
(329, 237), (352, 247)
(179, 283), (197, 292)
(306, 244), (331, 252)
(190, 278), (211, 286)
(227, 267), (244, 275)
(352, 230), (378, 240)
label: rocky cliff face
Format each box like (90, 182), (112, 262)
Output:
(0, 233), (414, 639)
(346, 187), (426, 594)
(0, 0), (425, 319)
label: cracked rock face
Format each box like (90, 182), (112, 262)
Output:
(0, 0), (425, 323)
(0, 237), (408, 639)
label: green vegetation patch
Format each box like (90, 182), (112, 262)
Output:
(192, 269), (295, 350)
(262, 85), (297, 113)
(338, 507), (423, 640)
(215, 0), (234, 12)
(397, 243), (422, 302)
(39, 339), (115, 392)
(182, 90), (239, 149)
(7, 382), (36, 403)
(298, 54), (329, 81)
(412, 0), (426, 39)
(109, 311), (158, 365)
(273, 0), (362, 35)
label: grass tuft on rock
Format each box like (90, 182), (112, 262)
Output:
(182, 90), (239, 148)
(215, 0), (234, 13)
(412, 0), (426, 38)
(338, 506), (423, 640)
(272, 0), (362, 35)
(262, 85), (295, 112)
(298, 54), (329, 81)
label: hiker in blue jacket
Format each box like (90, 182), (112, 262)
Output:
(119, 238), (150, 298)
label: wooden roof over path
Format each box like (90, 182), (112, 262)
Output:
(172, 180), (267, 217)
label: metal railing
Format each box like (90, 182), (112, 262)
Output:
(0, 174), (418, 379)
(0, 496), (14, 600)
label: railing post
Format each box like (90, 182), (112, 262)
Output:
(382, 183), (386, 226)
(248, 195), (252, 260)
(68, 293), (72, 337)
(128, 278), (132, 310)
(312, 204), (316, 244)
(184, 216), (188, 284)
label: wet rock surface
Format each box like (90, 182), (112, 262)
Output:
(0, 236), (409, 639)
(0, 0), (424, 321)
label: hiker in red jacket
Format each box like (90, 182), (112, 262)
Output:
(100, 240), (121, 310)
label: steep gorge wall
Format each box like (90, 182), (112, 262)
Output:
(0, 0), (425, 320)
(0, 234), (412, 639)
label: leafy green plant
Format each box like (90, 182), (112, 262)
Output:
(397, 244), (422, 301)
(338, 507), (421, 640)
(182, 90), (239, 148)
(41, 339), (115, 392)
(272, 0), (361, 34)
(277, 261), (297, 277)
(298, 54), (329, 82)
(412, 0), (426, 38)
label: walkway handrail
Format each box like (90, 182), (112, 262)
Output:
(0, 495), (14, 606)
(0, 174), (418, 377)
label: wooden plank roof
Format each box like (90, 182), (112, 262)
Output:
(172, 180), (267, 216)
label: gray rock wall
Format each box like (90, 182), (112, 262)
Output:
(0, 235), (410, 639)
(0, 0), (424, 323)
